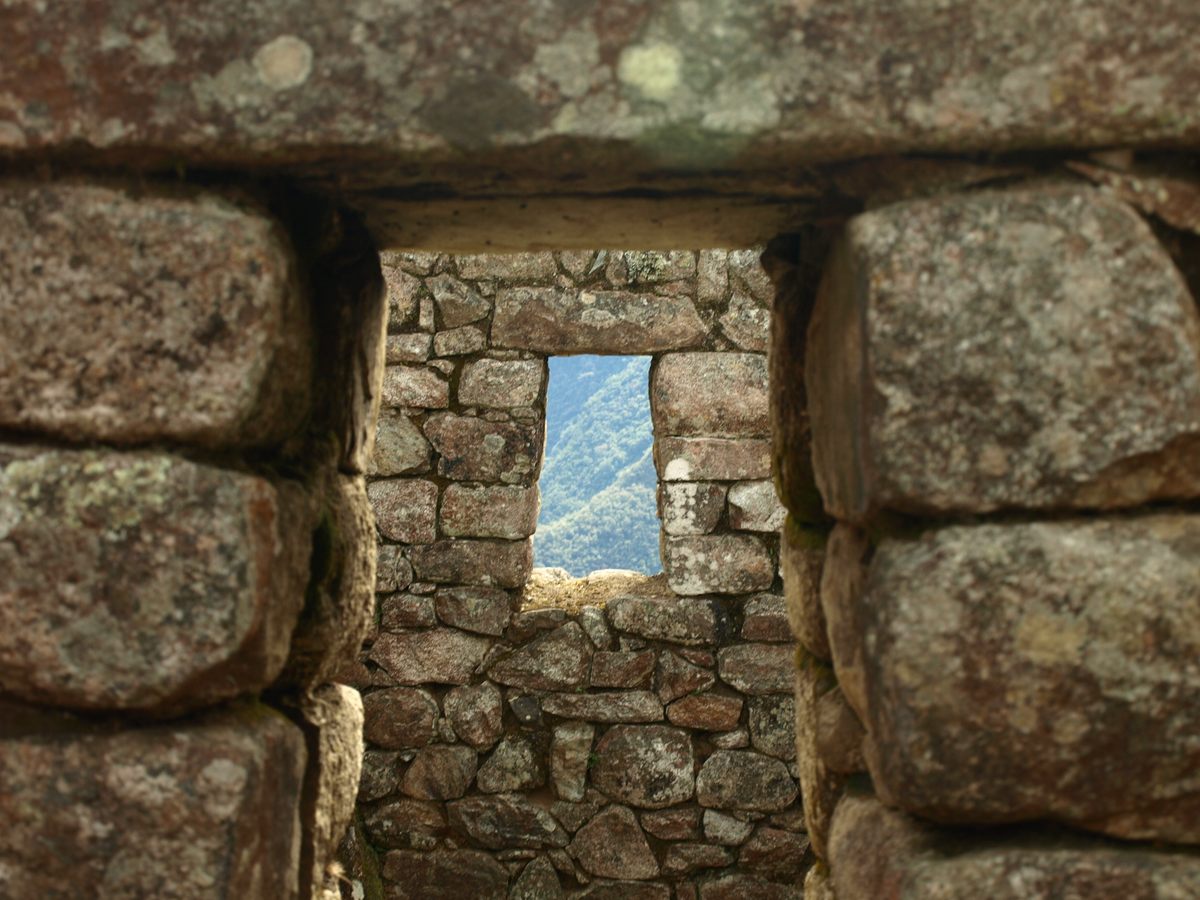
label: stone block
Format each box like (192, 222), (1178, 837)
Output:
(477, 733), (547, 793)
(428, 272), (490, 327)
(591, 725), (695, 809)
(368, 477), (438, 544)
(719, 292), (770, 352)
(382, 364), (449, 409)
(399, 744), (478, 800)
(794, 653), (845, 860)
(424, 413), (544, 484)
(359, 749), (401, 803)
(741, 593), (791, 642)
(0, 446), (312, 714)
(667, 693), (744, 731)
(829, 793), (1200, 900)
(696, 750), (798, 812)
(651, 352), (769, 437)
(551, 722), (594, 802)
(0, 180), (311, 448)
(386, 332), (432, 363)
(569, 805), (659, 880)
(409, 538), (533, 588)
(369, 629), (491, 686)
(749, 694), (796, 761)
(457, 252), (558, 282)
(444, 682), (504, 750)
(727, 480), (786, 532)
(641, 807), (701, 841)
(459, 358), (545, 408)
(362, 797), (446, 850)
(510, 855), (563, 900)
(782, 519), (830, 659)
(434, 586), (513, 636)
(815, 685), (866, 776)
(655, 651), (716, 703)
(607, 595), (718, 646)
(381, 849), (508, 900)
(827, 513), (1200, 843)
(656, 437), (771, 481)
(493, 287), (706, 353)
(738, 826), (810, 883)
(807, 186), (1200, 522)
(384, 266), (423, 330)
(447, 796), (568, 850)
(433, 324), (487, 356)
(663, 534), (774, 596)
(361, 687), (439, 749)
(376, 545), (414, 594)
(541, 691), (663, 723)
(591, 650), (656, 689)
(380, 593), (435, 630)
(658, 482), (726, 536)
(368, 411), (432, 476)
(441, 483), (540, 539)
(703, 810), (754, 846)
(488, 622), (592, 690)
(0, 702), (306, 899)
(605, 250), (697, 285)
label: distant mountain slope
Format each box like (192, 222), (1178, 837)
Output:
(534, 355), (661, 576)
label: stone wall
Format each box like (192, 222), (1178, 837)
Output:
(0, 180), (381, 899)
(339, 249), (809, 897)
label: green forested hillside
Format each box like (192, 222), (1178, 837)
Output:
(534, 356), (662, 576)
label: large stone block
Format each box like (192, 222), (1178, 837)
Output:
(368, 478), (438, 544)
(794, 653), (845, 860)
(829, 793), (1200, 900)
(458, 358), (546, 409)
(369, 628), (491, 685)
(662, 534), (774, 595)
(488, 622), (592, 690)
(590, 725), (695, 809)
(658, 482), (726, 536)
(0, 446), (312, 714)
(807, 186), (1200, 522)
(651, 353), (769, 438)
(695, 750), (798, 813)
(782, 518), (830, 660)
(0, 180), (311, 447)
(655, 437), (772, 481)
(409, 538), (533, 588)
(381, 849), (508, 900)
(493, 287), (706, 353)
(0, 702), (306, 899)
(441, 483), (540, 539)
(424, 413), (544, 484)
(826, 514), (1200, 843)
(607, 595), (718, 646)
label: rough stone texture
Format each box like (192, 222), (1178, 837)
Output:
(704, 810), (755, 846)
(642, 808), (702, 841)
(489, 623), (592, 691)
(727, 480), (787, 533)
(383, 365), (450, 410)
(656, 437), (772, 482)
(667, 693), (744, 731)
(447, 796), (568, 850)
(363, 797), (446, 850)
(782, 520), (830, 659)
(409, 539), (533, 588)
(369, 478), (438, 544)
(739, 827), (810, 883)
(661, 842), (733, 877)
(444, 682), (505, 751)
(477, 734), (547, 794)
(362, 688), (439, 750)
(748, 695), (796, 761)
(652, 353), (769, 438)
(0, 446), (312, 714)
(459, 358), (545, 409)
(659, 482), (727, 536)
(441, 484), (540, 539)
(380, 593), (434, 630)
(370, 629), (491, 685)
(794, 653), (845, 860)
(0, 702), (306, 899)
(541, 691), (663, 723)
(401, 745), (478, 801)
(434, 586), (513, 637)
(424, 414), (543, 484)
(570, 805), (660, 880)
(829, 792), (1200, 900)
(718, 644), (793, 695)
(370, 411), (433, 476)
(591, 725), (695, 809)
(0, 180), (312, 447)
(387, 333), (432, 364)
(696, 750), (798, 812)
(815, 686), (866, 776)
(741, 594), (791, 643)
(360, 750), (402, 803)
(607, 596), (718, 646)
(577, 882), (671, 900)
(828, 514), (1200, 842)
(591, 650), (656, 689)
(656, 651), (716, 704)
(381, 849), (508, 900)
(511, 855), (564, 900)
(804, 865), (835, 900)
(808, 185), (1200, 523)
(429, 273), (490, 328)
(664, 535), (775, 596)
(550, 722), (594, 802)
(494, 288), (707, 353)
(699, 875), (802, 899)
(433, 324), (487, 356)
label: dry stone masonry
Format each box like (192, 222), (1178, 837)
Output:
(344, 249), (807, 898)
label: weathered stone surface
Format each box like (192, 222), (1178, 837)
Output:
(409, 538), (533, 588)
(591, 650), (656, 689)
(551, 722), (594, 802)
(370, 629), (491, 685)
(652, 353), (769, 437)
(444, 682), (504, 750)
(284, 475), (377, 687)
(552, 790), (607, 835)
(749, 695), (796, 761)
(739, 827), (810, 882)
(591, 725), (694, 809)
(718, 644), (793, 695)
(699, 875), (802, 900)
(425, 413), (543, 484)
(804, 864), (835, 900)
(656, 437), (772, 481)
(478, 734), (547, 793)
(448, 795), (568, 849)
(606, 250), (697, 285)
(428, 273), (490, 327)
(578, 607), (613, 650)
(782, 520), (830, 659)
(441, 483), (540, 539)
(494, 287), (706, 353)
(664, 535), (774, 595)
(696, 750), (798, 812)
(577, 882), (671, 900)
(381, 849), (508, 900)
(489, 622), (592, 691)
(380, 593), (435, 630)
(641, 807), (702, 841)
(459, 253), (558, 283)
(382, 364), (449, 409)
(360, 749), (401, 803)
(656, 651), (716, 704)
(0, 181), (311, 447)
(400, 744), (478, 800)
(829, 792), (1200, 900)
(829, 514), (1200, 842)
(362, 687), (439, 750)
(434, 586), (513, 636)
(542, 691), (663, 723)
(511, 855), (564, 900)
(369, 411), (432, 476)
(667, 693), (744, 731)
(815, 686), (866, 775)
(0, 447), (311, 713)
(607, 595), (718, 646)
(703, 810), (755, 846)
(570, 805), (659, 880)
(376, 545), (415, 594)
(384, 265), (423, 328)
(433, 324), (487, 356)
(808, 186), (1200, 523)
(728, 480), (787, 532)
(742, 594), (791, 643)
(364, 798), (445, 853)
(712, 728), (750, 750)
(386, 332), (432, 364)
(794, 653), (844, 860)
(720, 292), (771, 352)
(459, 358), (545, 408)
(0, 702), (306, 899)
(662, 842), (734, 877)
(368, 478), (438, 544)
(658, 482), (727, 536)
